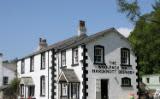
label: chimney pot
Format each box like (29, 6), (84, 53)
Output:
(37, 38), (48, 50)
(78, 20), (87, 36)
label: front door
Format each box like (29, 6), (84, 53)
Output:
(101, 79), (108, 99)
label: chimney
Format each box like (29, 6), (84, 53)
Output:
(78, 20), (87, 36)
(37, 38), (48, 50)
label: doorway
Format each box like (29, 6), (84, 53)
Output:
(101, 79), (108, 99)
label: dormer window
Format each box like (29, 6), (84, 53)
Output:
(94, 45), (104, 64)
(72, 47), (78, 65)
(121, 48), (130, 66)
(61, 51), (66, 67)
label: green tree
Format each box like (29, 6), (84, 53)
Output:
(117, 0), (160, 24)
(117, 0), (160, 75)
(3, 78), (20, 99)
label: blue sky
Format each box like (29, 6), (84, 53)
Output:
(0, 0), (155, 60)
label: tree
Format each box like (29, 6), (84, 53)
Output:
(3, 78), (20, 99)
(117, 0), (160, 75)
(117, 0), (160, 24)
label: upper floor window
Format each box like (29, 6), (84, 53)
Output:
(21, 59), (25, 74)
(41, 53), (45, 69)
(146, 78), (150, 83)
(72, 47), (78, 65)
(3, 76), (8, 85)
(30, 56), (34, 72)
(121, 77), (131, 87)
(121, 48), (130, 66)
(40, 76), (45, 96)
(61, 51), (66, 67)
(94, 45), (104, 64)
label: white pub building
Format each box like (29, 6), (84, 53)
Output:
(17, 21), (138, 99)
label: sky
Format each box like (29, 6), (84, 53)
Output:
(0, 0), (155, 60)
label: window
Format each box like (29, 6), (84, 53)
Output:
(61, 51), (66, 67)
(28, 86), (35, 97)
(3, 76), (8, 85)
(41, 53), (45, 69)
(146, 78), (150, 83)
(21, 59), (25, 74)
(121, 77), (131, 87)
(30, 56), (34, 72)
(61, 83), (68, 96)
(72, 83), (79, 98)
(40, 76), (45, 96)
(72, 47), (78, 65)
(20, 84), (24, 96)
(94, 45), (104, 64)
(121, 48), (130, 65)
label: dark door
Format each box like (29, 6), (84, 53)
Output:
(101, 79), (108, 99)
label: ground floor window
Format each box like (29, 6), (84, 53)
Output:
(28, 86), (35, 97)
(121, 77), (131, 87)
(60, 82), (79, 99)
(61, 83), (68, 96)
(20, 84), (24, 96)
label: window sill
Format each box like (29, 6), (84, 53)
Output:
(40, 68), (45, 70)
(60, 66), (67, 69)
(94, 62), (106, 65)
(121, 64), (132, 69)
(120, 64), (132, 67)
(71, 63), (79, 66)
(30, 70), (34, 72)
(40, 95), (45, 97)
(121, 85), (132, 87)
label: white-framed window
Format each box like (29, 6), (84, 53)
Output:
(62, 83), (68, 96)
(20, 84), (24, 96)
(146, 78), (150, 83)
(72, 47), (78, 65)
(30, 56), (34, 72)
(21, 59), (25, 74)
(72, 83), (78, 98)
(121, 48), (130, 65)
(121, 77), (131, 87)
(40, 76), (45, 96)
(3, 76), (8, 85)
(41, 53), (45, 69)
(94, 45), (104, 64)
(61, 51), (66, 67)
(28, 86), (35, 97)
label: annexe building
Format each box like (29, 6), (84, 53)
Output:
(17, 21), (138, 99)
(0, 53), (17, 99)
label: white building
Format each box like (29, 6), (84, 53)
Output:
(0, 53), (17, 99)
(17, 21), (138, 99)
(142, 74), (160, 90)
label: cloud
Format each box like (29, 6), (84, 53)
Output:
(117, 27), (133, 37)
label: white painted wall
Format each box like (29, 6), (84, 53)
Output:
(17, 30), (138, 99)
(17, 51), (52, 99)
(55, 46), (84, 99)
(86, 31), (137, 99)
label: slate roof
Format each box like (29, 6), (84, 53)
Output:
(19, 27), (127, 60)
(58, 69), (80, 83)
